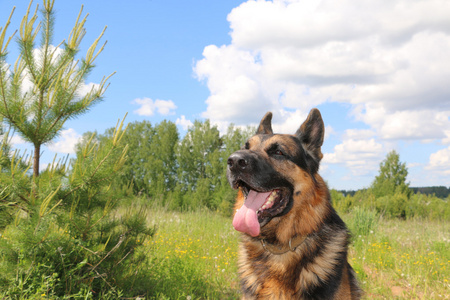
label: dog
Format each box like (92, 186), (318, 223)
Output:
(227, 109), (362, 299)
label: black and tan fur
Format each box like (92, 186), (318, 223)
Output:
(227, 109), (362, 299)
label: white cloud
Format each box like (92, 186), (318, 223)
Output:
(77, 82), (100, 98)
(324, 125), (335, 141)
(176, 115), (193, 130)
(195, 0), (450, 141)
(194, 45), (317, 133)
(0, 133), (27, 148)
(9, 134), (27, 146)
(343, 129), (376, 140)
(47, 128), (81, 154)
(194, 0), (450, 188)
(407, 162), (422, 169)
(195, 45), (272, 124)
(426, 146), (450, 176)
(444, 130), (450, 145)
(132, 98), (177, 116)
(40, 163), (49, 172)
(354, 104), (450, 141)
(323, 138), (384, 176)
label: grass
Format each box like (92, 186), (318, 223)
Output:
(345, 213), (450, 299)
(141, 206), (449, 299)
(1, 204), (447, 299)
(140, 207), (240, 299)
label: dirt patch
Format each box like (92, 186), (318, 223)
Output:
(391, 286), (404, 297)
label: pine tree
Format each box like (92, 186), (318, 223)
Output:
(0, 2), (154, 297)
(0, 0), (113, 180)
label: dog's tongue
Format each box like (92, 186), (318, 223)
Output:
(232, 190), (271, 237)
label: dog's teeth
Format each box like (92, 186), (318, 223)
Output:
(260, 190), (280, 211)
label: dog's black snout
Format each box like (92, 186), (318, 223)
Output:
(228, 153), (248, 171)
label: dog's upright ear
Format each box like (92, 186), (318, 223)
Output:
(256, 112), (273, 135)
(295, 108), (325, 162)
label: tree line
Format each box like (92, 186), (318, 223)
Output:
(338, 186), (450, 199)
(331, 151), (450, 220)
(79, 119), (253, 214)
(82, 124), (449, 221)
(410, 186), (450, 199)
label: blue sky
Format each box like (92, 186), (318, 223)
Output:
(1, 0), (450, 190)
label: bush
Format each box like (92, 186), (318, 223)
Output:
(406, 193), (450, 220)
(375, 192), (408, 218)
(0, 122), (155, 298)
(331, 189), (356, 213)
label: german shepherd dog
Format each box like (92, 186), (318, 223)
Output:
(227, 109), (362, 299)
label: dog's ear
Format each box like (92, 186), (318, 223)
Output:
(256, 112), (273, 135)
(295, 108), (324, 161)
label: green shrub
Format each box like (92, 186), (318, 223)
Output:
(375, 192), (408, 218)
(0, 122), (155, 298)
(406, 193), (450, 220)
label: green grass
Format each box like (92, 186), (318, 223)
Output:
(4, 205), (446, 299)
(141, 207), (449, 299)
(140, 208), (240, 299)
(345, 214), (450, 299)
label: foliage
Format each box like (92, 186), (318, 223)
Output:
(375, 192), (408, 218)
(348, 214), (449, 299)
(176, 120), (221, 193)
(91, 120), (180, 198)
(347, 206), (378, 238)
(88, 120), (254, 214)
(340, 186), (450, 200)
(405, 193), (450, 220)
(332, 188), (449, 221)
(57, 206), (447, 299)
(371, 150), (410, 198)
(331, 151), (449, 220)
(0, 1), (154, 297)
(0, 119), (155, 298)
(127, 206), (240, 299)
(85, 119), (450, 221)
(0, 0), (113, 178)
(330, 189), (356, 213)
(410, 186), (450, 199)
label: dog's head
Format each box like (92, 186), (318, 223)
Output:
(227, 108), (325, 238)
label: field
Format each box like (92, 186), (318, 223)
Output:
(141, 206), (449, 299)
(140, 207), (240, 299)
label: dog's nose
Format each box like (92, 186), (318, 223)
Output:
(228, 153), (248, 171)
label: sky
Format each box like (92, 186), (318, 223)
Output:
(0, 0), (449, 190)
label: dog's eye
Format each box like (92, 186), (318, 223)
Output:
(274, 149), (284, 156)
(267, 144), (285, 157)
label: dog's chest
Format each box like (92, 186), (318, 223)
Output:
(238, 245), (309, 299)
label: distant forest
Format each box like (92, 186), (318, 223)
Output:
(339, 186), (450, 199)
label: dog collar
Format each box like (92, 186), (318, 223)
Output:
(260, 235), (307, 255)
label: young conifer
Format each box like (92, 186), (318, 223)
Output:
(0, 1), (154, 297)
(0, 0), (113, 180)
